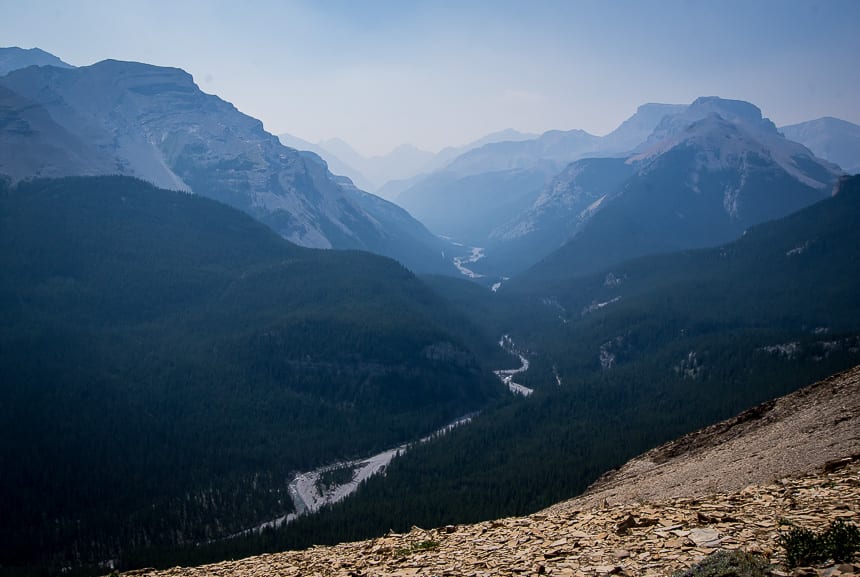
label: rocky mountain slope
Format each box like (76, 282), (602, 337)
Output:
(552, 365), (860, 510)
(0, 50), (452, 273)
(0, 84), (116, 180)
(123, 365), (860, 577)
(277, 132), (376, 192)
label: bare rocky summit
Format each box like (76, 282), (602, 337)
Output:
(123, 366), (860, 577)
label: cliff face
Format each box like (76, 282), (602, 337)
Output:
(122, 366), (860, 577)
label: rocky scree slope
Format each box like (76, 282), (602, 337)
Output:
(122, 365), (860, 577)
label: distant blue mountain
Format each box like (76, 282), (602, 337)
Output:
(519, 97), (843, 282)
(395, 102), (685, 254)
(0, 46), (73, 76)
(781, 116), (860, 175)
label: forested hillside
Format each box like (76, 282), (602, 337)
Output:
(0, 176), (503, 575)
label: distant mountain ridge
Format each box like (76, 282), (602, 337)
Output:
(483, 96), (843, 278)
(280, 129), (538, 198)
(277, 132), (376, 192)
(395, 102), (684, 250)
(780, 116), (860, 175)
(0, 46), (73, 76)
(0, 49), (452, 273)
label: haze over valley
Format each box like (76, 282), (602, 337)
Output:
(2, 2), (860, 575)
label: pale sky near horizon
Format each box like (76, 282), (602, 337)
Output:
(2, 0), (859, 156)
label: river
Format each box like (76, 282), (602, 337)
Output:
(226, 335), (532, 539)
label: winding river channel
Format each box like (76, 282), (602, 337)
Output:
(227, 335), (532, 539)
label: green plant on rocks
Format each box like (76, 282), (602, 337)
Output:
(393, 540), (440, 558)
(778, 519), (860, 568)
(670, 549), (771, 577)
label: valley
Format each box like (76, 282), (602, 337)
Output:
(106, 364), (860, 577)
(2, 31), (860, 577)
(229, 411), (477, 541)
(230, 330), (535, 540)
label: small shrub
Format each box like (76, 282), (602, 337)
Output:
(778, 526), (821, 568)
(819, 519), (860, 564)
(394, 540), (439, 557)
(777, 519), (860, 568)
(671, 549), (770, 577)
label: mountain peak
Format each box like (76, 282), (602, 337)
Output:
(87, 58), (197, 87)
(635, 102), (684, 114)
(688, 96), (765, 124)
(643, 96), (780, 151)
(598, 103), (686, 154)
(0, 46), (74, 76)
(780, 117), (860, 174)
(632, 109), (840, 191)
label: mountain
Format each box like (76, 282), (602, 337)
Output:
(564, 366), (859, 510)
(440, 104), (686, 178)
(394, 104), (683, 254)
(0, 57), (453, 274)
(441, 128), (600, 177)
(484, 157), (635, 272)
(394, 130), (599, 247)
(593, 102), (686, 154)
(638, 96), (780, 149)
(376, 128), (538, 200)
(519, 97), (843, 282)
(393, 168), (547, 245)
(781, 116), (860, 175)
(277, 132), (375, 191)
(0, 175), (502, 574)
(428, 128), (539, 171)
(517, 172), (860, 325)
(0, 46), (73, 76)
(317, 137), (376, 175)
(312, 138), (437, 193)
(300, 130), (537, 199)
(0, 84), (116, 180)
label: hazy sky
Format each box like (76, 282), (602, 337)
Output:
(2, 0), (859, 156)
